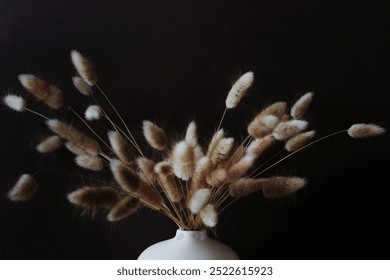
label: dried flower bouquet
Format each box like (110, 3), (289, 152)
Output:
(3, 50), (385, 231)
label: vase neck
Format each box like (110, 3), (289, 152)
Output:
(175, 228), (207, 241)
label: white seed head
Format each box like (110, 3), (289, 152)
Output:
(85, 105), (102, 121)
(188, 188), (211, 214)
(3, 94), (26, 112)
(185, 121), (198, 148)
(142, 120), (168, 150)
(200, 204), (218, 227)
(171, 141), (194, 181)
(225, 71), (254, 109)
(272, 120), (308, 140)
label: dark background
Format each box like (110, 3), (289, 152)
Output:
(0, 0), (389, 260)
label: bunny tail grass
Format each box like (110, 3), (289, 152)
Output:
(185, 121), (198, 148)
(46, 119), (101, 155)
(142, 120), (168, 150)
(347, 124), (386, 138)
(225, 71), (254, 109)
(206, 168), (227, 187)
(188, 188), (211, 214)
(70, 50), (98, 86)
(262, 177), (307, 198)
(85, 105), (102, 121)
(285, 130), (316, 152)
(72, 76), (93, 96)
(272, 120), (308, 141)
(171, 141), (195, 181)
(108, 131), (134, 165)
(8, 174), (38, 202)
(110, 159), (140, 193)
(291, 92), (313, 119)
(67, 186), (119, 209)
(75, 154), (104, 171)
(136, 157), (156, 184)
(107, 196), (140, 222)
(135, 181), (165, 210)
(18, 74), (63, 109)
(227, 155), (255, 182)
(246, 135), (275, 158)
(3, 94), (26, 112)
(200, 204), (218, 227)
(36, 135), (63, 153)
(261, 102), (287, 119)
(247, 114), (279, 138)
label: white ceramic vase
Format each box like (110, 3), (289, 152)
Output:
(137, 229), (239, 260)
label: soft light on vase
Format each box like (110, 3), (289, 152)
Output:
(138, 229), (239, 260)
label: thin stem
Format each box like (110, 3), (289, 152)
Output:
(216, 107), (228, 132)
(95, 84), (143, 155)
(252, 130), (348, 178)
(25, 108), (50, 120)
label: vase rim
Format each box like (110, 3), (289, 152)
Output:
(177, 228), (206, 233)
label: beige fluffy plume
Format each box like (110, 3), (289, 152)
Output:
(85, 105), (102, 121)
(67, 186), (119, 209)
(75, 154), (104, 171)
(291, 92), (313, 119)
(142, 120), (168, 150)
(8, 174), (38, 202)
(185, 121), (198, 148)
(347, 124), (386, 138)
(229, 177), (266, 197)
(70, 50), (98, 86)
(272, 120), (308, 141)
(262, 177), (307, 198)
(107, 196), (140, 222)
(171, 141), (195, 181)
(110, 159), (140, 193)
(46, 119), (101, 155)
(72, 76), (93, 96)
(285, 130), (315, 152)
(136, 157), (156, 184)
(225, 72), (254, 109)
(36, 135), (63, 153)
(246, 136), (275, 158)
(108, 131), (134, 165)
(247, 114), (279, 138)
(18, 74), (63, 109)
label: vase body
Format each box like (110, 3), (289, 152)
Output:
(137, 229), (239, 260)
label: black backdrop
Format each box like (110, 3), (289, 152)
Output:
(0, 0), (389, 260)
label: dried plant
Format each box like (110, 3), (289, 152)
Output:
(2, 50), (386, 231)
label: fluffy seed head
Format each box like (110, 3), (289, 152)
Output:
(142, 120), (168, 150)
(85, 105), (101, 121)
(154, 161), (172, 175)
(107, 196), (140, 222)
(46, 119), (101, 155)
(157, 172), (183, 203)
(108, 131), (134, 165)
(291, 92), (313, 119)
(262, 177), (307, 198)
(229, 178), (266, 197)
(272, 120), (308, 141)
(185, 121), (198, 148)
(248, 114), (279, 138)
(285, 130), (315, 152)
(227, 155), (255, 182)
(70, 50), (98, 86)
(347, 124), (386, 138)
(65, 141), (85, 155)
(18, 74), (63, 109)
(75, 154), (104, 171)
(200, 204), (218, 227)
(67, 186), (119, 209)
(72, 76), (93, 95)
(206, 168), (227, 187)
(110, 159), (140, 193)
(246, 135), (275, 158)
(171, 141), (195, 181)
(261, 102), (287, 119)
(225, 71), (254, 109)
(2, 94), (26, 112)
(136, 157), (156, 184)
(135, 181), (164, 210)
(188, 188), (211, 213)
(190, 156), (212, 192)
(36, 135), (63, 153)
(8, 174), (38, 202)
